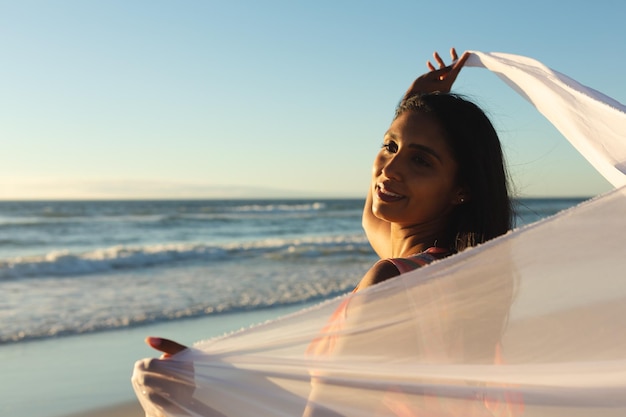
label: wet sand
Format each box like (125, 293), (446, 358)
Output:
(1, 303), (313, 417)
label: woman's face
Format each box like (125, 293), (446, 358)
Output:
(371, 111), (463, 228)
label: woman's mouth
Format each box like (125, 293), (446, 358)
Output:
(376, 184), (405, 203)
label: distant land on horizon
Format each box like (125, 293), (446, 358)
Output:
(0, 180), (340, 201)
(0, 172), (612, 201)
(0, 180), (598, 201)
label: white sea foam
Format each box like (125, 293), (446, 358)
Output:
(232, 202), (326, 212)
(0, 234), (370, 280)
(0, 255), (371, 344)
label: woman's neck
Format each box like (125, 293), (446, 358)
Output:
(389, 223), (450, 258)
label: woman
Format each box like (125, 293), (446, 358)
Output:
(358, 48), (512, 290)
(302, 49), (517, 417)
(142, 48), (517, 416)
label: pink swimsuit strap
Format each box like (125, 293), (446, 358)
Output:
(387, 247), (452, 274)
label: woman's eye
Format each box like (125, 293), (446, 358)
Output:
(381, 142), (397, 153)
(413, 155), (432, 167)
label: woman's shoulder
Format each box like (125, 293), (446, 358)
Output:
(356, 247), (453, 291)
(356, 258), (402, 290)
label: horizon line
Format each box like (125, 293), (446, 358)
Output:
(0, 194), (596, 202)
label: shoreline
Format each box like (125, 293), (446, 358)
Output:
(1, 301), (321, 417)
(66, 402), (143, 417)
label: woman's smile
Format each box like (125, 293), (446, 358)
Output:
(376, 183), (405, 202)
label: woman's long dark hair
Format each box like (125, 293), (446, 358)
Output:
(396, 93), (513, 251)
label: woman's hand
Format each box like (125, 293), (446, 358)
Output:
(403, 47), (470, 99)
(136, 337), (229, 416)
(133, 337), (194, 416)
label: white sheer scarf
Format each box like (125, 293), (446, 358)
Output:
(132, 51), (626, 417)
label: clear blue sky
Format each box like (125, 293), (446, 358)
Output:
(1, 0), (624, 199)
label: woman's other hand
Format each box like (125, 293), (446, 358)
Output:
(133, 337), (194, 415)
(403, 47), (470, 99)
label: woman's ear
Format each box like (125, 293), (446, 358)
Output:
(452, 188), (470, 205)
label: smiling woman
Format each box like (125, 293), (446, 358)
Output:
(358, 54), (512, 290)
(129, 48), (626, 417)
(301, 50), (517, 417)
(136, 49), (518, 417)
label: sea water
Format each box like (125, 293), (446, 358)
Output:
(0, 197), (588, 417)
(0, 198), (587, 345)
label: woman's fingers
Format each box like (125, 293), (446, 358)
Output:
(450, 47), (459, 62)
(427, 48), (466, 73)
(146, 337), (188, 357)
(426, 48), (470, 82)
(408, 47), (469, 97)
(452, 51), (470, 70)
(434, 51), (446, 68)
(427, 51), (446, 71)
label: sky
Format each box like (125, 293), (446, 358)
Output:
(1, 0), (624, 199)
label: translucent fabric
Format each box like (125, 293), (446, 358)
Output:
(132, 52), (626, 417)
(465, 51), (626, 188)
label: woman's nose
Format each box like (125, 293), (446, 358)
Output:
(380, 154), (403, 180)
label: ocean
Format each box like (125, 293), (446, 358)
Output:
(0, 197), (589, 417)
(0, 197), (587, 345)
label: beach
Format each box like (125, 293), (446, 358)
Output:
(2, 302), (320, 417)
(0, 198), (586, 417)
(68, 403), (142, 417)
